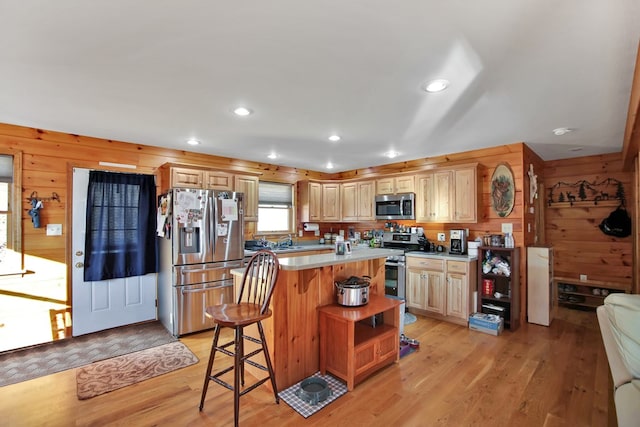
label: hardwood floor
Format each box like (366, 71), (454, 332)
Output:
(0, 307), (608, 426)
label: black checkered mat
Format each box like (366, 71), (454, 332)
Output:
(278, 371), (347, 418)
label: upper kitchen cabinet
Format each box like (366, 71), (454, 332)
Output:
(159, 163), (234, 192)
(204, 170), (233, 191)
(158, 163), (259, 221)
(376, 176), (415, 195)
(162, 165), (204, 189)
(321, 182), (341, 221)
(416, 170), (453, 222)
(298, 181), (322, 223)
(341, 180), (375, 222)
(415, 163), (479, 224)
(452, 164), (479, 223)
(234, 174), (259, 222)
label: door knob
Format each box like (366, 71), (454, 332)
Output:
(75, 262), (84, 268)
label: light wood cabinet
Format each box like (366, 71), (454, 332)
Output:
(158, 164), (259, 221)
(416, 170), (453, 222)
(406, 257), (445, 315)
(321, 183), (341, 221)
(204, 170), (233, 190)
(298, 181), (322, 222)
(318, 295), (402, 391)
(407, 256), (476, 326)
(234, 174), (259, 222)
(166, 167), (204, 189)
(452, 165), (478, 222)
(445, 260), (476, 323)
(415, 163), (479, 223)
(341, 180), (375, 221)
(376, 176), (415, 195)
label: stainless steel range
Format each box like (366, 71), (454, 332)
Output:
(382, 232), (422, 300)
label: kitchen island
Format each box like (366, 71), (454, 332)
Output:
(231, 248), (403, 390)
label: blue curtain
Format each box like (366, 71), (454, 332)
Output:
(84, 171), (157, 281)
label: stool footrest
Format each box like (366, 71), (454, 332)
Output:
(244, 357), (268, 372)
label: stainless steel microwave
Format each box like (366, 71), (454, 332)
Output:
(375, 193), (415, 220)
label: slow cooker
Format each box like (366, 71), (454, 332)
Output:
(335, 276), (371, 306)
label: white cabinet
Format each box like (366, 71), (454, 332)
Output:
(527, 246), (554, 326)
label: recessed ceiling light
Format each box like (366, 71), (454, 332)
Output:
(326, 162), (334, 169)
(328, 135), (341, 142)
(552, 127), (572, 136)
(267, 152), (278, 159)
(233, 106), (252, 116)
(385, 150), (399, 159)
(186, 139), (200, 146)
(423, 79), (449, 93)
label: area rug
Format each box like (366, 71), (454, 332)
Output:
(76, 341), (198, 400)
(278, 371), (347, 418)
(0, 321), (176, 387)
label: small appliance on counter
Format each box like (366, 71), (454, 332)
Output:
(449, 229), (467, 255)
(335, 276), (371, 306)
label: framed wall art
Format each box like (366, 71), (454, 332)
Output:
(491, 163), (515, 217)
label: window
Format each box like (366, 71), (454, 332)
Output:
(0, 153), (22, 275)
(257, 181), (294, 233)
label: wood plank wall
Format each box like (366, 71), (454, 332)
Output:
(543, 153), (634, 287)
(1, 121), (635, 326)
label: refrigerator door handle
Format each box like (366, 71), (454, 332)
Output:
(180, 282), (232, 294)
(209, 192), (215, 256)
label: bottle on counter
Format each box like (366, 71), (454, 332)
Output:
(504, 233), (515, 248)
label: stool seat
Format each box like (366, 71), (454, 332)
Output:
(206, 303), (272, 328)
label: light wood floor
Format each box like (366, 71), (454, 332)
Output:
(0, 307), (609, 427)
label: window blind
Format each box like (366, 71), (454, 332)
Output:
(258, 181), (293, 207)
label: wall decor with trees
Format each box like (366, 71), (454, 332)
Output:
(547, 178), (626, 207)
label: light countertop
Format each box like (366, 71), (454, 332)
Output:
(238, 247), (403, 272)
(405, 251), (478, 262)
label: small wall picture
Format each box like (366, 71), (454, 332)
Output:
(491, 163), (515, 217)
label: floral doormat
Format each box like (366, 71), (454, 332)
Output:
(278, 372), (347, 418)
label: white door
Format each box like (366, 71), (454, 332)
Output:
(72, 168), (157, 336)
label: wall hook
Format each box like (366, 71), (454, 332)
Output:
(28, 191), (61, 203)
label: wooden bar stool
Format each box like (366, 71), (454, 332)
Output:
(199, 249), (280, 426)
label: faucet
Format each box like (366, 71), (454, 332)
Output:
(277, 234), (293, 248)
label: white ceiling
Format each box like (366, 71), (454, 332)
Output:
(1, 1), (639, 172)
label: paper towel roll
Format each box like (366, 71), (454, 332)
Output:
(303, 223), (319, 231)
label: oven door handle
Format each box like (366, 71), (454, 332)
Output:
(385, 261), (405, 267)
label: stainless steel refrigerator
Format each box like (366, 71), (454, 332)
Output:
(158, 188), (244, 336)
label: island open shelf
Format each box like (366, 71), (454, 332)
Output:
(318, 295), (402, 391)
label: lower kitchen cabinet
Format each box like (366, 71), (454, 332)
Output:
(318, 295), (402, 391)
(406, 255), (477, 326)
